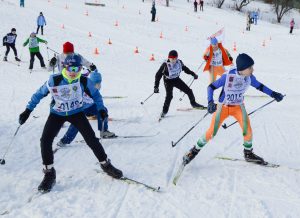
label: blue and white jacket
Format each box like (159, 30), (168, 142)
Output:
(37, 15), (46, 26)
(26, 73), (105, 116)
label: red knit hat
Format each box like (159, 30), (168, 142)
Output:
(63, 42), (74, 54)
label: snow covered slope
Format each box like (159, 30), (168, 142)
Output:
(0, 0), (300, 217)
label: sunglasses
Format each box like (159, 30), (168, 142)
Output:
(67, 66), (81, 73)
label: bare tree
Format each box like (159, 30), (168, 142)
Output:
(272, 0), (296, 23)
(214, 0), (226, 8)
(234, 0), (252, 11)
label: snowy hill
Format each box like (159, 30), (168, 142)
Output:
(1, 0), (300, 217)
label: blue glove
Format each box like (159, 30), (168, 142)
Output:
(207, 101), (217, 114)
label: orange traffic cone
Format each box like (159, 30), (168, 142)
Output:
(108, 38), (112, 45)
(160, 32), (163, 39)
(85, 10), (89, 16)
(94, 48), (99, 55)
(185, 26), (188, 32)
(149, 54), (155, 61)
(262, 40), (266, 47)
(88, 32), (92, 37)
(134, 47), (139, 54)
(114, 20), (119, 27)
(233, 42), (237, 52)
(61, 24), (65, 29)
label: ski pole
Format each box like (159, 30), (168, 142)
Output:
(171, 112), (209, 147)
(17, 46), (25, 67)
(222, 95), (286, 129)
(179, 78), (195, 101)
(46, 46), (50, 61)
(46, 46), (59, 55)
(140, 93), (155, 105)
(0, 125), (21, 165)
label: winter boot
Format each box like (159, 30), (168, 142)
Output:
(183, 146), (200, 165)
(100, 130), (116, 139)
(244, 149), (265, 164)
(15, 57), (21, 62)
(38, 167), (56, 193)
(3, 56), (7, 61)
(191, 101), (207, 110)
(100, 159), (123, 179)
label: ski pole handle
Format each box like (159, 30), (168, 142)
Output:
(172, 112), (208, 147)
(141, 93), (155, 105)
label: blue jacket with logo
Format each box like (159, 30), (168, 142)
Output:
(26, 74), (105, 116)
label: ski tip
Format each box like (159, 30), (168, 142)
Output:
(171, 141), (175, 147)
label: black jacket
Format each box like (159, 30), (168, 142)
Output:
(154, 60), (195, 88)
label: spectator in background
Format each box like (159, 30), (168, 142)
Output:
(254, 11), (258, 25)
(36, 12), (47, 35)
(194, 0), (198, 12)
(290, 18), (295, 34)
(199, 0), (204, 11)
(151, 3), (156, 22)
(246, 12), (251, 31)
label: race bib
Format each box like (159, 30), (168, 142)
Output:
(166, 60), (182, 79)
(211, 49), (223, 66)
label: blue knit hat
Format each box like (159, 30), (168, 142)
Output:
(89, 71), (102, 84)
(236, 53), (254, 71)
(64, 54), (82, 67)
(210, 37), (218, 45)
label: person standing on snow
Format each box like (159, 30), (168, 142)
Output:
(151, 3), (156, 22)
(23, 32), (47, 70)
(36, 12), (46, 35)
(2, 28), (21, 62)
(57, 70), (117, 148)
(182, 53), (284, 166)
(49, 41), (95, 73)
(290, 18), (295, 34)
(246, 12), (251, 31)
(203, 37), (233, 83)
(154, 50), (206, 119)
(199, 0), (204, 11)
(194, 0), (198, 12)
(18, 54), (123, 193)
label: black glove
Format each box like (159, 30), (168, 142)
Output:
(99, 109), (108, 120)
(90, 64), (97, 72)
(271, 91), (284, 102)
(3, 42), (6, 46)
(19, 108), (32, 125)
(154, 87), (159, 93)
(207, 101), (217, 114)
(49, 57), (57, 67)
(229, 56), (233, 62)
(193, 73), (198, 80)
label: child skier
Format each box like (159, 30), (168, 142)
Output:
(154, 50), (206, 118)
(183, 53), (284, 165)
(23, 32), (47, 70)
(36, 12), (46, 35)
(18, 54), (123, 193)
(203, 37), (233, 83)
(2, 28), (21, 62)
(57, 70), (116, 147)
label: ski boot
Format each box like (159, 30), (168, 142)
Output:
(57, 140), (67, 147)
(100, 159), (123, 179)
(15, 57), (21, 62)
(244, 149), (265, 164)
(38, 167), (56, 193)
(3, 56), (7, 61)
(100, 130), (116, 138)
(191, 101), (207, 110)
(183, 146), (200, 165)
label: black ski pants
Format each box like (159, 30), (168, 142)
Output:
(290, 26), (294, 34)
(5, 44), (18, 57)
(162, 77), (195, 114)
(151, 13), (156, 22)
(40, 112), (107, 166)
(29, 51), (45, 69)
(36, 25), (44, 35)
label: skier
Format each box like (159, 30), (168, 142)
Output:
(199, 0), (204, 11)
(151, 3), (156, 22)
(23, 32), (47, 70)
(253, 11), (258, 25)
(154, 50), (206, 118)
(57, 70), (116, 147)
(36, 12), (46, 35)
(246, 12), (251, 31)
(18, 54), (123, 193)
(203, 37), (233, 83)
(290, 18), (295, 34)
(2, 28), (21, 62)
(194, 0), (198, 12)
(49, 41), (95, 73)
(183, 53), (284, 165)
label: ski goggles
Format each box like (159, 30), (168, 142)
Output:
(66, 66), (81, 73)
